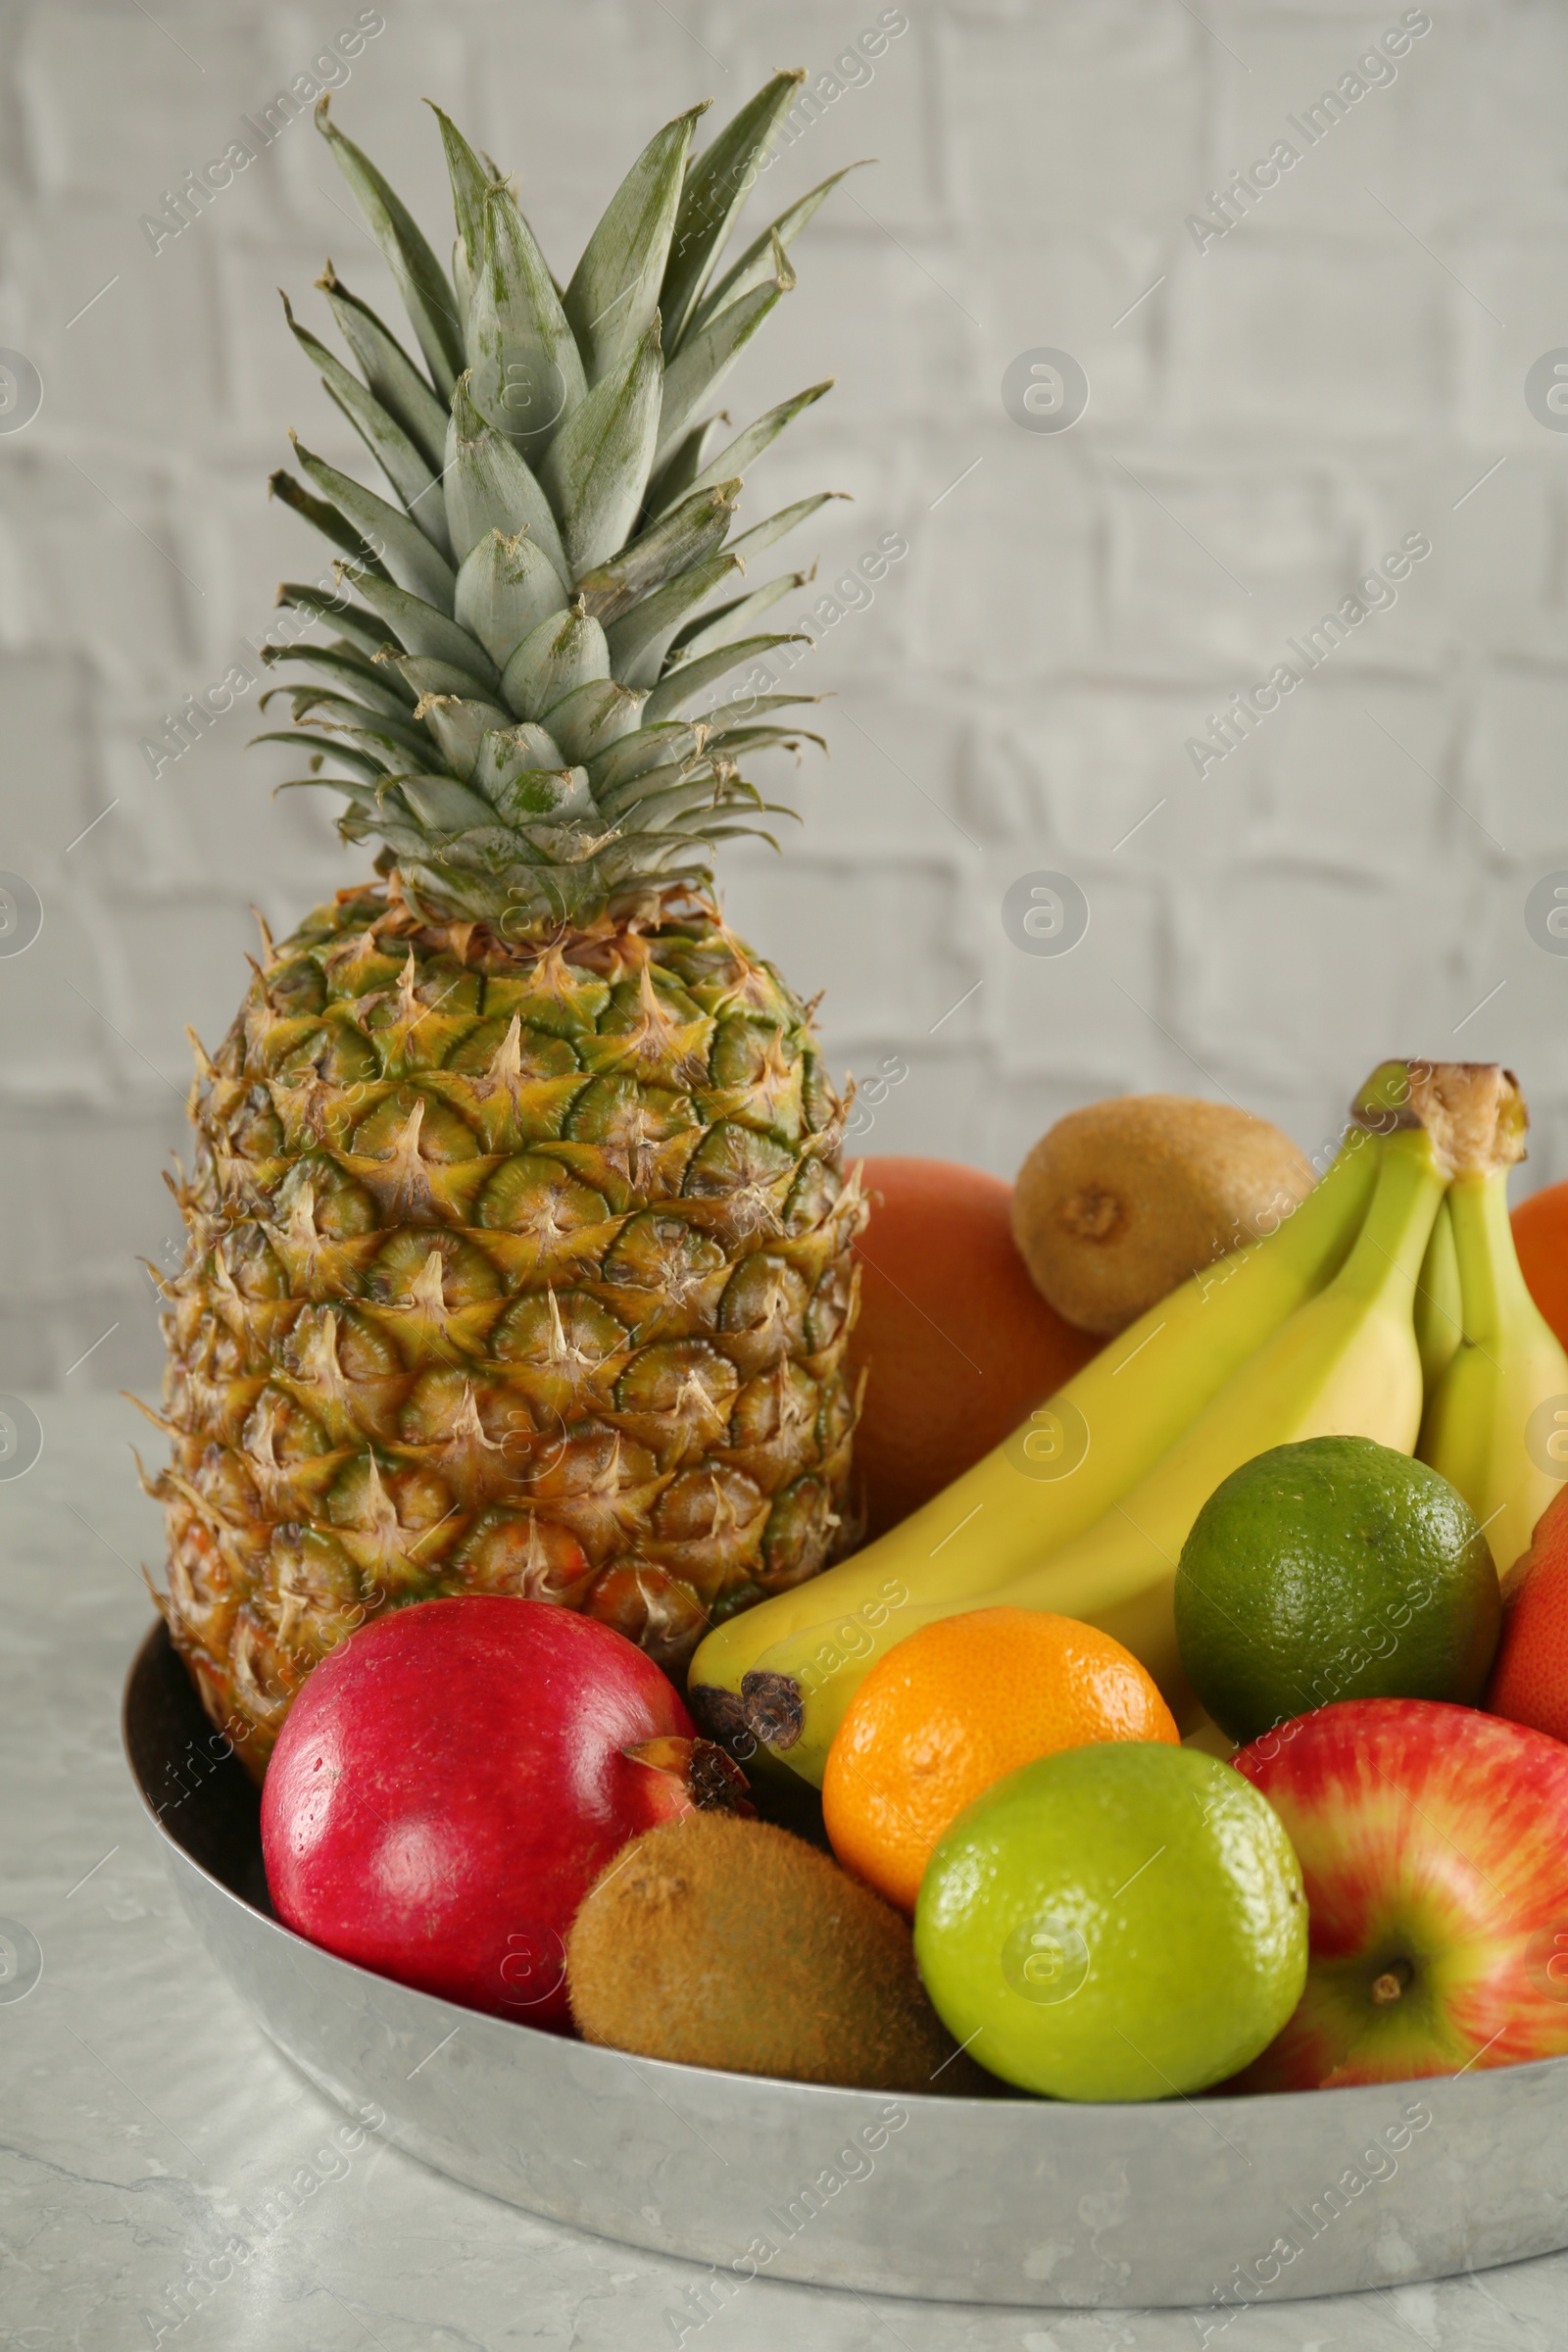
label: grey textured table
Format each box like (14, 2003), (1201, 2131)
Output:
(5, 1394), (1567, 2351)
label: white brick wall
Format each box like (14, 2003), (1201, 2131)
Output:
(1, 0), (1564, 1390)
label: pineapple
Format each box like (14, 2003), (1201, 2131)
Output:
(151, 75), (867, 1779)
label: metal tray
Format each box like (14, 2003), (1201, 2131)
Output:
(124, 1619), (1568, 2310)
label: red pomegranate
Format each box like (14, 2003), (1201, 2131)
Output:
(261, 1596), (746, 2029)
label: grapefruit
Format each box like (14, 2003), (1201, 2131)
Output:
(851, 1156), (1098, 1537)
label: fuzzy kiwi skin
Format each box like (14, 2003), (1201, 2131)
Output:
(1011, 1095), (1315, 1337)
(565, 1813), (985, 2093)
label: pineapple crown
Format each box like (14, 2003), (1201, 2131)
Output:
(259, 74), (855, 937)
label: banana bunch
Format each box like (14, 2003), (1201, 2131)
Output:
(1418, 1166), (1568, 1575)
(690, 1061), (1568, 1788)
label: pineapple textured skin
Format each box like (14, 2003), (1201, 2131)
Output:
(158, 882), (864, 1775)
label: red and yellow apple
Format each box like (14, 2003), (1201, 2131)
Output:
(1229, 1697), (1568, 2089)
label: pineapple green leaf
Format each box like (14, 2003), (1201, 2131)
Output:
(394, 859), (508, 921)
(596, 756), (705, 821)
(584, 719), (708, 793)
(442, 829), (535, 880)
(301, 718), (432, 776)
(445, 375), (571, 582)
(261, 686), (432, 764)
(501, 605), (611, 722)
(641, 632), (808, 725)
(472, 724), (568, 800)
(250, 729), (387, 783)
(607, 550), (742, 687)
(640, 412), (734, 518)
(454, 529), (571, 667)
(687, 163), (867, 342)
(317, 265), (450, 469)
(704, 692), (823, 733)
(536, 677), (646, 764)
(654, 262), (793, 473)
(487, 763), (596, 827)
(281, 295), (451, 554)
(469, 183), (589, 462)
(706, 692), (822, 728)
(428, 826), (535, 875)
(338, 562), (502, 689)
(645, 820), (782, 864)
(627, 776), (739, 833)
(706, 723), (826, 759)
(659, 69), (806, 347)
(397, 773), (507, 834)
(574, 479), (739, 625)
(670, 570), (808, 665)
(539, 318), (663, 577)
(265, 84), (846, 928)
(426, 103), (492, 286)
(681, 816), (789, 849)
(291, 435), (458, 612)
(414, 693), (515, 780)
(380, 652), (509, 707)
(660, 381), (834, 514)
(506, 823), (610, 870)
(730, 493), (848, 567)
(364, 824), (440, 865)
(330, 782), (419, 823)
(273, 581), (391, 660)
(259, 640), (416, 716)
(315, 95), (465, 395)
(269, 468), (387, 576)
(564, 102), (708, 387)
(274, 770), (384, 806)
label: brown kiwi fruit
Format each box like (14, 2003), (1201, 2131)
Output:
(564, 1812), (984, 2092)
(1011, 1095), (1315, 1336)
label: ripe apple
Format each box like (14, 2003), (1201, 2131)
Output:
(1229, 1697), (1568, 2089)
(1486, 1480), (1568, 1741)
(262, 1596), (746, 2030)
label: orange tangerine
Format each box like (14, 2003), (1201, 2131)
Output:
(822, 1607), (1180, 1913)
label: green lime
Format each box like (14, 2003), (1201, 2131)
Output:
(912, 1742), (1306, 2101)
(1175, 1435), (1500, 1746)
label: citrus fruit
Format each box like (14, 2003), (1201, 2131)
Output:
(821, 1608), (1178, 1912)
(1487, 1481), (1568, 1740)
(913, 1741), (1307, 2100)
(851, 1158), (1099, 1538)
(1175, 1435), (1501, 1747)
(1512, 1180), (1568, 1354)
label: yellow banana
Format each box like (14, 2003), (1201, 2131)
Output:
(1416, 1091), (1568, 1574)
(687, 1124), (1382, 1758)
(1413, 1192), (1462, 1390)
(750, 1120), (1446, 1784)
